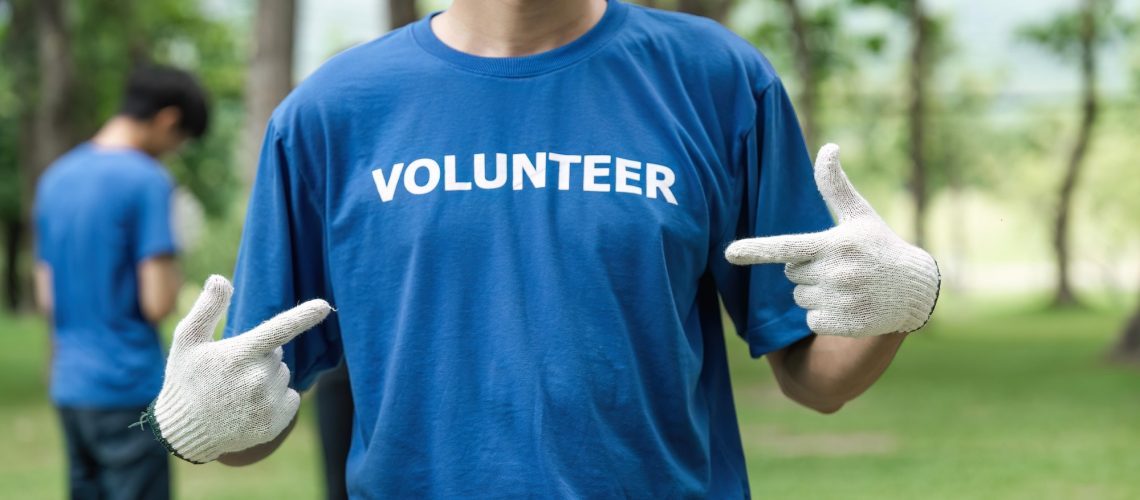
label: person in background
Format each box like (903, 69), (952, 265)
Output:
(33, 64), (209, 500)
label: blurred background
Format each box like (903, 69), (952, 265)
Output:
(1, 0), (1138, 498)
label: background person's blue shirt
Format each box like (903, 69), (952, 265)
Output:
(225, 1), (832, 496)
(35, 143), (176, 409)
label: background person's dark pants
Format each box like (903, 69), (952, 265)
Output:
(316, 361), (353, 500)
(57, 407), (170, 500)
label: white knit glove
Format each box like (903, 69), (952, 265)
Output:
(140, 275), (332, 463)
(725, 144), (939, 337)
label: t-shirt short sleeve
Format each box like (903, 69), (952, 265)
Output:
(133, 172), (178, 261)
(222, 119), (343, 391)
(711, 79), (835, 358)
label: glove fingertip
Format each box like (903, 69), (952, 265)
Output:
(295, 300), (334, 328)
(312, 298), (334, 312)
(204, 275), (234, 297)
(724, 240), (771, 266)
(816, 143), (840, 163)
(724, 242), (749, 265)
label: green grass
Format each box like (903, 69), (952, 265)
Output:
(731, 295), (1140, 499)
(1, 294), (1137, 499)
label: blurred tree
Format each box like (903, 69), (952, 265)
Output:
(0, 5), (19, 308)
(0, 1), (28, 309)
(1107, 39), (1140, 362)
(1112, 300), (1140, 362)
(0, 69), (19, 310)
(751, 0), (882, 153)
(240, 0), (295, 182)
(777, 0), (818, 149)
(846, 0), (949, 248)
(903, 0), (930, 249)
(1019, 0), (1125, 308)
(0, 0), (78, 311)
(927, 79), (998, 289)
(389, 0), (419, 30)
(29, 0), (77, 178)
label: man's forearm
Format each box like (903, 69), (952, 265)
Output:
(138, 256), (182, 323)
(33, 262), (53, 318)
(767, 332), (908, 413)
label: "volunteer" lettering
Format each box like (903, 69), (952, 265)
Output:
(371, 152), (678, 205)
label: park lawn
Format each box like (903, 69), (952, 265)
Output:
(1, 294), (1137, 499)
(733, 295), (1140, 499)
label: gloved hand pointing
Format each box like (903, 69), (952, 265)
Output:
(725, 144), (939, 337)
(140, 275), (332, 463)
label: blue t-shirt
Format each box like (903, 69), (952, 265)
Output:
(35, 143), (176, 408)
(225, 1), (832, 497)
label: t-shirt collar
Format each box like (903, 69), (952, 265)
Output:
(412, 0), (629, 78)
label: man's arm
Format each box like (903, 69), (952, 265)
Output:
(33, 262), (53, 317)
(34, 262), (55, 383)
(726, 145), (939, 414)
(767, 332), (907, 414)
(138, 255), (182, 323)
(217, 414), (297, 466)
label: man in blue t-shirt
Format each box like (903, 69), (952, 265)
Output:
(34, 65), (209, 500)
(142, 1), (939, 497)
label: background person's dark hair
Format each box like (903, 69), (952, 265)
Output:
(118, 65), (210, 138)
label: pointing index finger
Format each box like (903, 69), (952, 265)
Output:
(230, 299), (333, 355)
(725, 231), (828, 266)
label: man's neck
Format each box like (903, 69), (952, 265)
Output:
(91, 117), (152, 156)
(432, 0), (608, 58)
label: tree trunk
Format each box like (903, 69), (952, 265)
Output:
(240, 0), (296, 182)
(31, 0), (77, 179)
(389, 0), (419, 30)
(1, 0), (32, 312)
(1109, 294), (1140, 363)
(906, 0), (929, 249)
(1051, 0), (1099, 308)
(778, 0), (816, 151)
(3, 220), (25, 311)
(677, 0), (734, 23)
(6, 0), (78, 312)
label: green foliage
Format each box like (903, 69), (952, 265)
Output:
(837, 0), (957, 86)
(0, 55), (20, 221)
(1079, 102), (1140, 238)
(923, 81), (1002, 192)
(1017, 1), (1131, 61)
(0, 1), (31, 221)
(848, 0), (906, 12)
(750, 1), (881, 84)
(751, 0), (981, 202)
